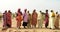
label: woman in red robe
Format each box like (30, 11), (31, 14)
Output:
(3, 11), (7, 28)
(7, 10), (12, 28)
(31, 9), (38, 28)
(45, 10), (49, 28)
(2, 10), (8, 30)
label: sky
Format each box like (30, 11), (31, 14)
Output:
(0, 0), (60, 13)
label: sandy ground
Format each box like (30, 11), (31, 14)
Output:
(0, 28), (60, 32)
(0, 18), (60, 32)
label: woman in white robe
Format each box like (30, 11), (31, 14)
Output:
(48, 10), (55, 29)
(38, 11), (43, 28)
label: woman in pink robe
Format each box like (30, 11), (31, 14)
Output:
(23, 9), (28, 28)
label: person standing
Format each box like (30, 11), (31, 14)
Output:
(54, 12), (59, 29)
(48, 10), (55, 29)
(23, 9), (28, 28)
(27, 11), (32, 28)
(38, 11), (43, 28)
(31, 9), (38, 28)
(7, 10), (12, 28)
(16, 9), (23, 29)
(3, 10), (7, 29)
(45, 10), (49, 28)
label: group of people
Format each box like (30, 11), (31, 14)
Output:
(3, 10), (12, 29)
(2, 8), (60, 30)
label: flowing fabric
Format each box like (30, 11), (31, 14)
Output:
(23, 12), (28, 26)
(7, 12), (12, 27)
(23, 13), (28, 22)
(27, 13), (32, 28)
(16, 13), (23, 27)
(38, 12), (43, 28)
(54, 14), (59, 29)
(45, 13), (49, 28)
(48, 12), (55, 29)
(3, 13), (7, 27)
(32, 12), (38, 25)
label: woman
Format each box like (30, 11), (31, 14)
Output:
(27, 11), (32, 28)
(3, 11), (7, 28)
(38, 11), (43, 28)
(2, 10), (7, 30)
(48, 10), (55, 29)
(54, 12), (59, 29)
(32, 9), (38, 28)
(23, 9), (28, 28)
(45, 10), (49, 28)
(7, 10), (12, 28)
(16, 9), (23, 29)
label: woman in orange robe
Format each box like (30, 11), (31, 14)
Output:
(16, 9), (23, 29)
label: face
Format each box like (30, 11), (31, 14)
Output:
(46, 10), (48, 13)
(33, 9), (36, 12)
(28, 11), (29, 13)
(51, 10), (53, 12)
(24, 9), (27, 13)
(56, 12), (58, 14)
(40, 11), (41, 13)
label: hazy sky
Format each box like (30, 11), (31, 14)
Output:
(0, 0), (60, 13)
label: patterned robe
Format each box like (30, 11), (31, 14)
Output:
(16, 13), (22, 27)
(32, 12), (38, 25)
(3, 13), (7, 27)
(7, 12), (12, 27)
